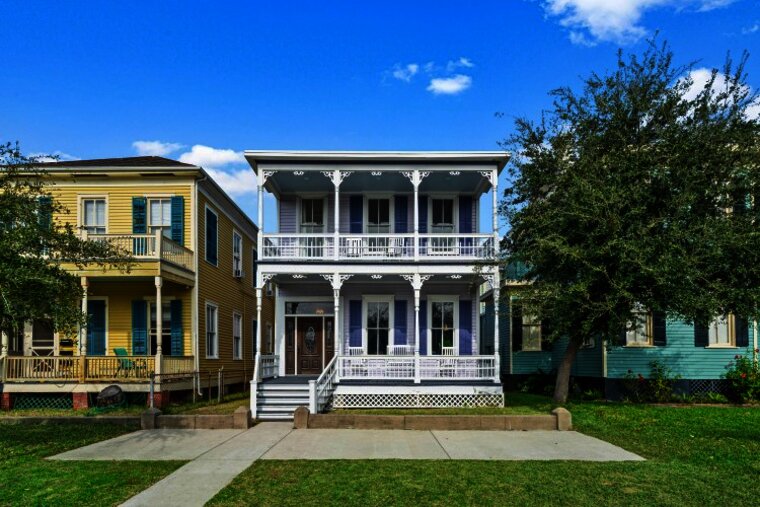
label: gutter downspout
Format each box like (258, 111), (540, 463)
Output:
(193, 173), (206, 394)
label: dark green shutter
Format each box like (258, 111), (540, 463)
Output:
(170, 196), (184, 245)
(540, 318), (553, 351)
(38, 196), (52, 230)
(205, 208), (218, 265)
(653, 311), (667, 346)
(694, 321), (709, 347)
(170, 299), (183, 356)
(511, 303), (523, 351)
(131, 300), (147, 355)
(735, 316), (749, 348)
(132, 197), (147, 233)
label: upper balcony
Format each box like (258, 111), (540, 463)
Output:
(246, 150), (509, 264)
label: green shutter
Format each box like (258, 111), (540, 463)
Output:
(511, 303), (523, 352)
(132, 197), (147, 233)
(694, 321), (709, 347)
(735, 316), (749, 348)
(131, 300), (147, 355)
(170, 299), (183, 356)
(205, 208), (218, 265)
(170, 196), (184, 245)
(38, 196), (52, 230)
(653, 311), (667, 346)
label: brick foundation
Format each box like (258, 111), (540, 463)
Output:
(72, 392), (89, 410)
(149, 391), (171, 409)
(1, 392), (12, 411)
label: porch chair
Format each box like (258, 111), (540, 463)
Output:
(114, 348), (139, 377)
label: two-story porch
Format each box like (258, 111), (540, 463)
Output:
(246, 150), (508, 418)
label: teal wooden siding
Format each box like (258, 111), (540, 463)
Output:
(607, 318), (755, 379)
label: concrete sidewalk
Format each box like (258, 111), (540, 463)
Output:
(51, 423), (643, 507)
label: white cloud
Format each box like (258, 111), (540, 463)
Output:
(681, 67), (759, 120)
(742, 22), (759, 34)
(543, 0), (738, 45)
(427, 74), (472, 95)
(392, 63), (419, 82)
(204, 167), (257, 197)
(29, 150), (79, 163)
(446, 57), (474, 71)
(132, 140), (184, 156)
(178, 144), (245, 168)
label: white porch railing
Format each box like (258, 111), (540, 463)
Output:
(338, 355), (416, 380)
(259, 233), (494, 261)
(309, 355), (338, 413)
(86, 232), (194, 270)
(260, 354), (279, 379)
(336, 354), (496, 381)
(418, 356), (496, 380)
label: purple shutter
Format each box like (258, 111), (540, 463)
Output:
(349, 300), (362, 348)
(394, 299), (407, 344)
(459, 300), (472, 355)
(419, 299), (427, 355)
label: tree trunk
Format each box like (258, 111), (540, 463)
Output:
(552, 337), (582, 404)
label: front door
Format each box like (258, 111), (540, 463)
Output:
(298, 317), (323, 374)
(87, 300), (107, 356)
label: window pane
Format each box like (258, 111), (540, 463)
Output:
(368, 200), (379, 224)
(378, 329), (389, 353)
(443, 330), (454, 348)
(443, 302), (454, 329)
(95, 201), (105, 225)
(368, 329), (379, 355)
(367, 303), (378, 328)
(432, 302), (442, 328)
(150, 201), (161, 226)
(161, 201), (171, 225)
(378, 303), (389, 328)
(379, 199), (389, 223)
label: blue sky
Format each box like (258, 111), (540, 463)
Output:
(2, 1), (758, 232)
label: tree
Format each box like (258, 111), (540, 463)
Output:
(499, 40), (760, 403)
(0, 142), (131, 347)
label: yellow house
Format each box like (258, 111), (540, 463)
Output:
(0, 156), (274, 410)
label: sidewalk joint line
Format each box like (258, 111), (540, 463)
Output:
(429, 430), (452, 459)
(258, 425), (294, 460)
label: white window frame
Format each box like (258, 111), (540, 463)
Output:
(362, 295), (395, 354)
(205, 205), (219, 267)
(232, 230), (243, 276)
(79, 196), (107, 235)
(625, 311), (653, 347)
(205, 302), (219, 359)
(427, 295), (459, 355)
(148, 300), (172, 355)
(298, 196), (327, 233)
(147, 197), (172, 239)
(521, 311), (542, 352)
(232, 311), (243, 360)
(428, 195), (459, 234)
(363, 195), (394, 234)
(707, 314), (735, 348)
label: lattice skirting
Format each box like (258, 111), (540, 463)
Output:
(332, 392), (504, 409)
(13, 393), (73, 410)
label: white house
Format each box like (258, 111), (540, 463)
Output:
(246, 151), (508, 419)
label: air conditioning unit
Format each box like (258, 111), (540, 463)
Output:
(233, 269), (244, 278)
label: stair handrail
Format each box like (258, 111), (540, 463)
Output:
(310, 355), (338, 413)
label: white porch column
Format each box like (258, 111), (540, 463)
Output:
(155, 276), (163, 358)
(80, 277), (89, 356)
(322, 274), (352, 358)
(333, 289), (341, 354)
(1, 330), (8, 357)
(402, 274), (431, 384)
(257, 168), (265, 258)
(255, 288), (263, 368)
(492, 271), (501, 383)
(413, 169), (419, 262)
(333, 169), (340, 260)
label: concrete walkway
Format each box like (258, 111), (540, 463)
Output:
(50, 423), (643, 507)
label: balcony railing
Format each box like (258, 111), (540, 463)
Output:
(1, 355), (193, 383)
(86, 232), (194, 270)
(261, 233), (495, 261)
(336, 355), (497, 381)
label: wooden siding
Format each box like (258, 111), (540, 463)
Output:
(606, 318), (754, 379)
(48, 179), (193, 246)
(197, 190), (274, 376)
(278, 193), (480, 234)
(86, 281), (192, 355)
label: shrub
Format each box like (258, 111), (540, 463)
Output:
(723, 349), (760, 403)
(622, 360), (681, 403)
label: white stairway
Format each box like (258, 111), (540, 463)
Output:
(255, 381), (311, 420)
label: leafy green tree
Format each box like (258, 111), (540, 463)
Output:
(500, 40), (760, 403)
(0, 142), (130, 347)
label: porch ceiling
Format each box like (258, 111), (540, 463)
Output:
(270, 272), (487, 287)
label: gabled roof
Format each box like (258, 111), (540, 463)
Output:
(35, 156), (196, 168)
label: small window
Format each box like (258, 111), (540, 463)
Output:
(708, 315), (732, 346)
(148, 198), (172, 238)
(233, 312), (242, 359)
(521, 313), (542, 351)
(367, 198), (390, 233)
(232, 231), (243, 276)
(205, 303), (218, 358)
(431, 198), (454, 233)
(82, 198), (106, 234)
(626, 311), (652, 346)
(205, 207), (218, 266)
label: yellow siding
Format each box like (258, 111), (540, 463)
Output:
(47, 178), (193, 245)
(197, 190), (272, 376)
(87, 281), (192, 355)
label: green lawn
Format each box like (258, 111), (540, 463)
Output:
(0, 423), (184, 506)
(209, 397), (760, 507)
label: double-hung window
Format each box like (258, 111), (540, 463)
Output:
(232, 231), (242, 276)
(148, 198), (172, 238)
(431, 300), (456, 355)
(521, 313), (542, 351)
(82, 198), (106, 234)
(300, 199), (324, 233)
(233, 312), (242, 359)
(708, 315), (732, 346)
(366, 299), (391, 355)
(206, 303), (218, 358)
(367, 198), (390, 233)
(626, 311), (652, 346)
(431, 198), (454, 233)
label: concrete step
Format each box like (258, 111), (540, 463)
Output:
(258, 398), (309, 407)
